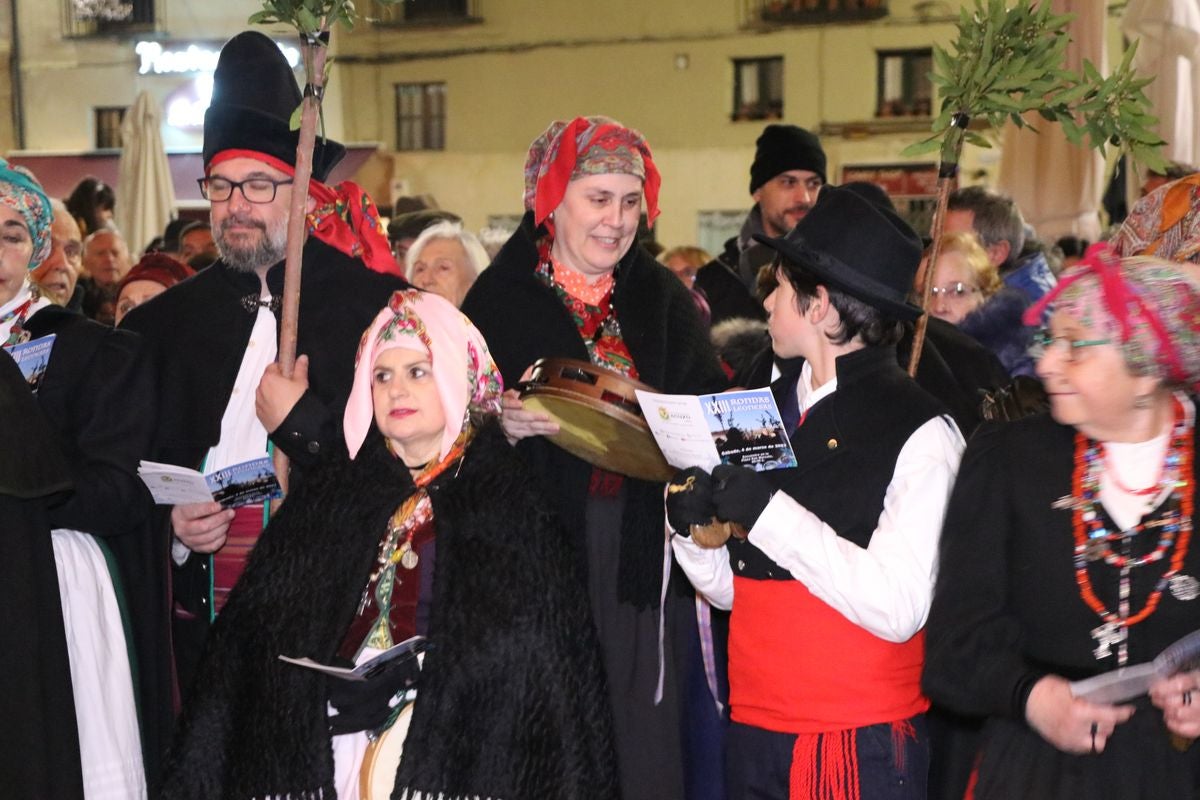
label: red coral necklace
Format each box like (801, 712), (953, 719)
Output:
(1070, 396), (1193, 666)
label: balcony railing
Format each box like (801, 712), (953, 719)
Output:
(743, 0), (888, 27)
(372, 0), (482, 27)
(63, 0), (156, 38)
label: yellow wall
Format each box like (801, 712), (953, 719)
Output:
(5, 0), (1127, 250)
(335, 1), (973, 247)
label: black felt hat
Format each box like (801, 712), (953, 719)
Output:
(203, 31), (345, 181)
(753, 185), (924, 321)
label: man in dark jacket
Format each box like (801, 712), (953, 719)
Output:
(122, 31), (408, 691)
(695, 124), (827, 325)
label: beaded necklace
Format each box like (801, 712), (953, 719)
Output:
(1069, 396), (1194, 666)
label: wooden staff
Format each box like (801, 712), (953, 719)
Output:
(907, 155), (959, 377)
(271, 33), (330, 500)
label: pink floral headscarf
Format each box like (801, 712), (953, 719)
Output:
(344, 289), (503, 460)
(1025, 243), (1200, 390)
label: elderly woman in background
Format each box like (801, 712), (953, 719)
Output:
(923, 244), (1200, 799)
(404, 220), (488, 308)
(161, 289), (616, 800)
(662, 245), (714, 327)
(0, 159), (168, 795)
(114, 253), (195, 326)
(925, 231), (1035, 377)
(461, 117), (727, 800)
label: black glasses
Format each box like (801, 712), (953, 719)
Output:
(197, 176), (294, 204)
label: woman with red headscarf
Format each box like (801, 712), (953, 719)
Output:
(923, 245), (1200, 799)
(462, 118), (728, 800)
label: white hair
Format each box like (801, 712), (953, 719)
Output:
(405, 221), (490, 282)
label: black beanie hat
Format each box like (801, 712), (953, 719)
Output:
(749, 125), (826, 194)
(203, 31), (345, 181)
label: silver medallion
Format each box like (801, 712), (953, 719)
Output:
(1169, 574), (1200, 602)
(400, 545), (419, 570)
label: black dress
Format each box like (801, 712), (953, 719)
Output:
(0, 349), (84, 800)
(462, 212), (728, 800)
(924, 411), (1200, 799)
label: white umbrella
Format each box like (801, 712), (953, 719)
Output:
(1122, 0), (1200, 176)
(116, 91), (176, 255)
(997, 0), (1105, 244)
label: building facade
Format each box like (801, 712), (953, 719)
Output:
(4, 1), (1132, 250)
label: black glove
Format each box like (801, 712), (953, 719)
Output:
(712, 464), (774, 530)
(666, 466), (717, 536)
(326, 649), (422, 735)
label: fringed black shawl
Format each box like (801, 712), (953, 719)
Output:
(160, 420), (619, 800)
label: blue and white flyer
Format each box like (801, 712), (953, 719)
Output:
(635, 388), (797, 473)
(3, 333), (55, 392)
(138, 456), (283, 508)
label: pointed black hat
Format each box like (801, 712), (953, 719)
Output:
(203, 31), (345, 181)
(753, 185), (924, 321)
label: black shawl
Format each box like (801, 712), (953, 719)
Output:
(461, 212), (727, 608)
(161, 420), (619, 800)
(0, 349), (84, 800)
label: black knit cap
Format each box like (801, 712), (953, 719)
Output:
(749, 125), (827, 194)
(753, 185), (924, 321)
(203, 31), (345, 181)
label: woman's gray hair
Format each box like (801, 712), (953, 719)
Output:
(404, 220), (490, 281)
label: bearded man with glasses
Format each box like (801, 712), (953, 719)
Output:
(122, 31), (408, 699)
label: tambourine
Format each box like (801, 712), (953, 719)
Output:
(360, 699), (414, 800)
(517, 357), (674, 482)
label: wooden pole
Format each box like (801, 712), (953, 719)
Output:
(271, 31), (329, 499)
(907, 123), (964, 377)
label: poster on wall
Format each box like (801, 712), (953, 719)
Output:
(840, 162), (938, 238)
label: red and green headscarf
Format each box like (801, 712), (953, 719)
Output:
(522, 116), (661, 232)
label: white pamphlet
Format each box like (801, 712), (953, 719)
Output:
(634, 388), (797, 473)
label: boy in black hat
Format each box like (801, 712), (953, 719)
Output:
(122, 31), (408, 691)
(668, 186), (964, 799)
(695, 123), (827, 325)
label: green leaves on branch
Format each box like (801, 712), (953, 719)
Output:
(903, 0), (1167, 173)
(249, 0), (404, 36)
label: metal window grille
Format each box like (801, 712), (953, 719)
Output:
(395, 83), (447, 151)
(64, 0), (155, 38)
(373, 0), (480, 26)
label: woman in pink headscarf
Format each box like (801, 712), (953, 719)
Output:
(923, 245), (1200, 799)
(162, 289), (617, 800)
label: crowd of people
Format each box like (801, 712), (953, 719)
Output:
(6, 27), (1200, 800)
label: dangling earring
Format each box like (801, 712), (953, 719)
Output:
(1134, 394), (1152, 410)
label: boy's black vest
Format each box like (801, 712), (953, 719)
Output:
(728, 345), (950, 579)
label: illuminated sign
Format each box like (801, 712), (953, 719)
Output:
(135, 40), (301, 76)
(163, 73), (213, 130)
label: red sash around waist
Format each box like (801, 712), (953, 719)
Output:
(729, 575), (928, 734)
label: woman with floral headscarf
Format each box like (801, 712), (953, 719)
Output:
(0, 158), (167, 797)
(461, 118), (728, 800)
(923, 244), (1200, 799)
(161, 289), (617, 800)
